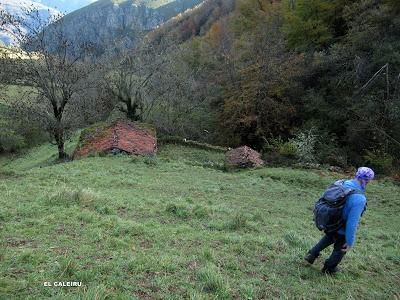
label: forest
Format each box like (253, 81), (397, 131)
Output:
(1, 0), (399, 175)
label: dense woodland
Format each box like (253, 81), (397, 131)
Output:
(1, 0), (399, 174)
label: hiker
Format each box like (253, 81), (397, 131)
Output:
(304, 167), (375, 274)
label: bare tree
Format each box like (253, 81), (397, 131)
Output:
(102, 38), (211, 139)
(102, 41), (171, 122)
(0, 7), (100, 159)
(149, 45), (212, 138)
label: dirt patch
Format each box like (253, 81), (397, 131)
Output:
(133, 289), (153, 300)
(140, 239), (153, 250)
(187, 260), (198, 270)
(6, 237), (36, 248)
(117, 206), (128, 218)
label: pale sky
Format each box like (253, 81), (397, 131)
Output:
(33, 0), (96, 13)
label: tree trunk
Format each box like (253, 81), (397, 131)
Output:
(126, 99), (139, 121)
(57, 138), (66, 159)
(54, 121), (66, 160)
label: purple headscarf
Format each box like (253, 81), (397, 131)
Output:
(355, 167), (375, 189)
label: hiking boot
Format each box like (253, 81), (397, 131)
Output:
(322, 265), (340, 274)
(304, 253), (318, 264)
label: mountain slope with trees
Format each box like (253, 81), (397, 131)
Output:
(150, 0), (400, 173)
(1, 0), (399, 174)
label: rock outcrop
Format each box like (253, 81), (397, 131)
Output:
(225, 146), (264, 168)
(73, 121), (156, 159)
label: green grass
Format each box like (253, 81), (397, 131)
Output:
(0, 141), (399, 299)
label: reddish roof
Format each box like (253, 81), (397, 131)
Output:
(73, 122), (157, 159)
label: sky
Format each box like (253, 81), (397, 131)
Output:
(33, 0), (96, 13)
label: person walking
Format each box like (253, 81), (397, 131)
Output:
(305, 167), (375, 274)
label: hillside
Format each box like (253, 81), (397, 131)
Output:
(149, 0), (234, 43)
(149, 0), (400, 171)
(0, 140), (399, 299)
(44, 0), (204, 54)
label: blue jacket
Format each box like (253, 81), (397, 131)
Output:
(337, 179), (367, 247)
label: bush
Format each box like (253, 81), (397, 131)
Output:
(293, 129), (317, 163)
(0, 103), (48, 153)
(313, 131), (348, 168)
(0, 129), (26, 152)
(278, 141), (297, 158)
(263, 137), (297, 166)
(364, 149), (394, 175)
(265, 137), (297, 158)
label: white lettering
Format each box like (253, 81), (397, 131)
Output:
(49, 281), (82, 287)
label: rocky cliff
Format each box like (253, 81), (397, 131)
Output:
(48, 0), (204, 54)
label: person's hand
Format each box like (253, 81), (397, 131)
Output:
(341, 243), (351, 252)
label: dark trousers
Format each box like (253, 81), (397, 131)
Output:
(308, 232), (346, 270)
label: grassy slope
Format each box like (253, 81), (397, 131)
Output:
(0, 140), (399, 299)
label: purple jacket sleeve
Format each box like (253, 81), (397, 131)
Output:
(345, 194), (366, 247)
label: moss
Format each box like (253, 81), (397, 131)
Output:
(133, 122), (157, 137)
(76, 122), (110, 150)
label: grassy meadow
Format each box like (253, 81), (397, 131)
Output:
(0, 139), (399, 299)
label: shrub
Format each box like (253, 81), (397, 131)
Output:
(263, 137), (297, 166)
(0, 129), (26, 153)
(265, 137), (297, 158)
(363, 149), (394, 175)
(314, 131), (348, 167)
(278, 141), (297, 158)
(293, 129), (317, 163)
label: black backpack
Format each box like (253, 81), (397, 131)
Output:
(314, 180), (362, 233)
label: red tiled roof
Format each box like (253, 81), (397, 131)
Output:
(73, 122), (157, 159)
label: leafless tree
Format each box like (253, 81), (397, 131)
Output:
(0, 7), (100, 159)
(149, 45), (212, 138)
(104, 39), (209, 130)
(102, 42), (167, 122)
